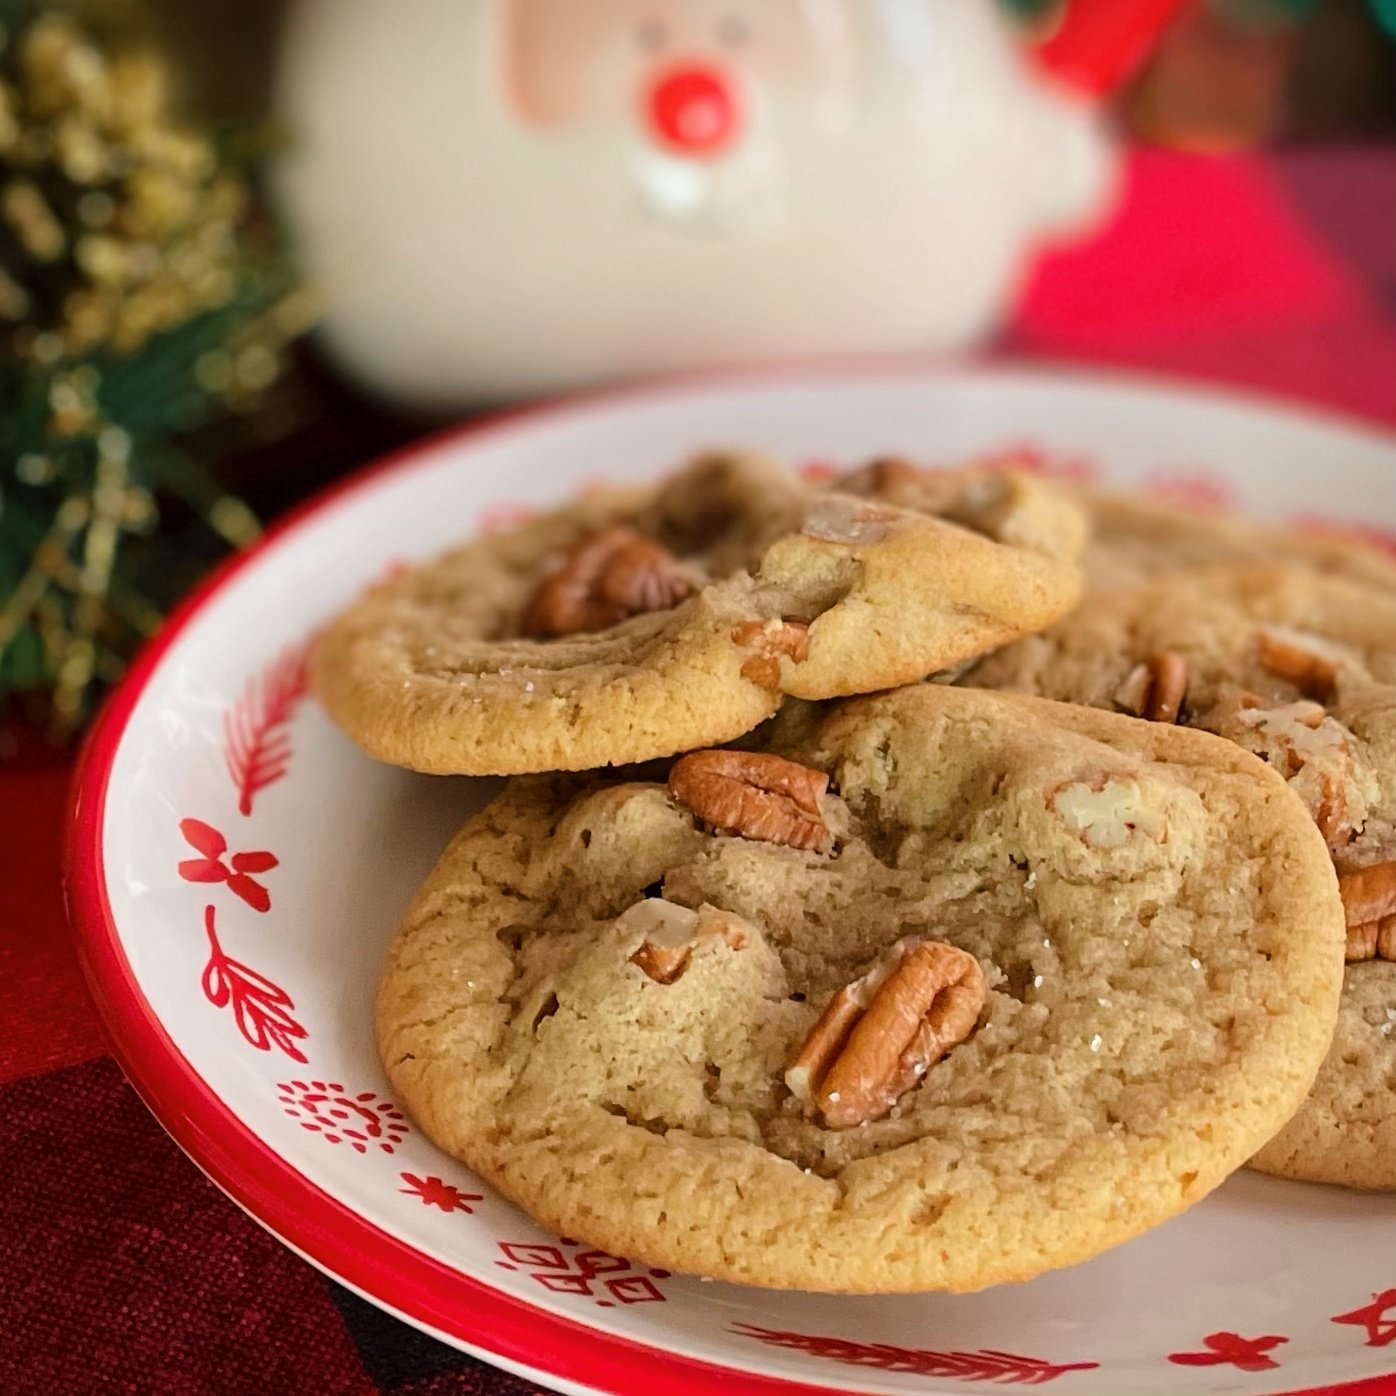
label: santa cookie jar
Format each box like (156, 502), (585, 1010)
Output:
(274, 0), (1182, 408)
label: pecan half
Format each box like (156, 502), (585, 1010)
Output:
(1338, 861), (1396, 930)
(1345, 917), (1396, 963)
(668, 750), (831, 852)
(732, 618), (810, 688)
(621, 899), (746, 983)
(1116, 652), (1188, 724)
(785, 938), (984, 1129)
(1256, 627), (1341, 702)
(523, 526), (694, 637)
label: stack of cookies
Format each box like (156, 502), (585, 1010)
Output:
(311, 451), (1394, 1293)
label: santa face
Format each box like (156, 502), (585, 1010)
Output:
(503, 0), (857, 163)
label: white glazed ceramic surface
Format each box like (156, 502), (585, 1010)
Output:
(275, 0), (1111, 407)
(73, 368), (1396, 1396)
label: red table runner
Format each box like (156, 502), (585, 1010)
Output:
(6, 145), (1396, 1396)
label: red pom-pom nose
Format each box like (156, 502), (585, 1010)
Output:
(644, 64), (740, 158)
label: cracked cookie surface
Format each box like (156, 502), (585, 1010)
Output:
(968, 565), (1396, 1189)
(310, 454), (1082, 775)
(376, 685), (1343, 1290)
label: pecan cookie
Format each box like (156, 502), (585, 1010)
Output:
(376, 685), (1343, 1291)
(968, 565), (1396, 1189)
(311, 453), (1083, 774)
(1079, 488), (1396, 595)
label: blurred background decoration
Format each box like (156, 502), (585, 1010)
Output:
(0, 0), (308, 738)
(3, 0), (1395, 740)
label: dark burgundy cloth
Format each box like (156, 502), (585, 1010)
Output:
(7, 145), (1396, 1395)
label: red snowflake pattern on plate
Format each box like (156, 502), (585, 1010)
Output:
(224, 645), (308, 818)
(1142, 468), (1235, 512)
(399, 1172), (483, 1215)
(177, 818), (278, 912)
(1333, 1290), (1396, 1348)
(1168, 1331), (1288, 1372)
(964, 440), (1099, 485)
(278, 1080), (408, 1154)
(495, 1238), (670, 1308)
(201, 907), (308, 1063)
(730, 1325), (1098, 1386)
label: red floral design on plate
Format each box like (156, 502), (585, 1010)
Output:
(177, 818), (278, 912)
(224, 644), (308, 818)
(798, 459), (840, 482)
(1333, 1289), (1396, 1347)
(1142, 468), (1235, 512)
(278, 1080), (408, 1154)
(731, 1325), (1097, 1385)
(201, 906), (308, 1063)
(495, 1238), (670, 1308)
(1168, 1331), (1288, 1372)
(399, 1172), (483, 1215)
(964, 441), (1099, 485)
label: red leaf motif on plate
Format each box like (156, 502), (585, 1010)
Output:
(494, 1238), (669, 1307)
(1333, 1290), (1396, 1347)
(399, 1172), (483, 1214)
(730, 1326), (1097, 1385)
(277, 1080), (408, 1155)
(1168, 1332), (1287, 1372)
(224, 644), (309, 818)
(178, 820), (277, 912)
(201, 906), (308, 1063)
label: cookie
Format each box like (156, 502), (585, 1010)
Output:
(376, 684), (1343, 1291)
(968, 565), (1396, 1189)
(1078, 487), (1396, 595)
(311, 453), (1083, 775)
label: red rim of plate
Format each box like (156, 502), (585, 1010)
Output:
(63, 363), (1396, 1396)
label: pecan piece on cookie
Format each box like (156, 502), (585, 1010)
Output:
(1049, 775), (1165, 849)
(731, 618), (810, 688)
(1115, 652), (1189, 724)
(669, 750), (832, 852)
(1338, 862), (1396, 964)
(621, 899), (747, 983)
(785, 938), (984, 1129)
(1256, 627), (1341, 702)
(523, 526), (694, 637)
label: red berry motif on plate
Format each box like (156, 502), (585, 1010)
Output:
(278, 1080), (408, 1154)
(1168, 1332), (1288, 1372)
(1333, 1289), (1396, 1347)
(224, 644), (309, 818)
(495, 1238), (670, 1307)
(399, 1172), (483, 1215)
(730, 1326), (1098, 1385)
(201, 907), (308, 1063)
(178, 818), (278, 912)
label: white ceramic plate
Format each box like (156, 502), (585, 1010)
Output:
(69, 365), (1396, 1396)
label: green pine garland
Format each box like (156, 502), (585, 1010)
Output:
(0, 0), (303, 733)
